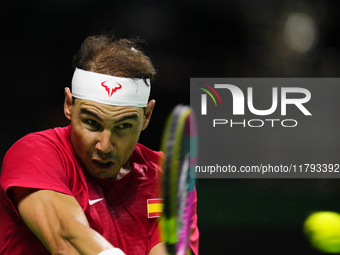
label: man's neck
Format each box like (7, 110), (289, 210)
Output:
(115, 159), (133, 180)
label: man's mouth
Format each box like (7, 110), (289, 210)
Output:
(92, 160), (115, 171)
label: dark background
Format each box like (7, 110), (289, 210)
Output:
(2, 0), (340, 254)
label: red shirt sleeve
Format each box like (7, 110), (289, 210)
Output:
(148, 221), (162, 254)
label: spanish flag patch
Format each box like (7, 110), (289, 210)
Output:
(147, 198), (163, 218)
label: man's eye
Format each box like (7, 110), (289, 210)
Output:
(85, 119), (101, 129)
(116, 123), (132, 130)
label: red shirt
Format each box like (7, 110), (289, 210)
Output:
(0, 126), (154, 254)
(0, 126), (199, 255)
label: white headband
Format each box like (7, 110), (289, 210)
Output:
(71, 68), (151, 107)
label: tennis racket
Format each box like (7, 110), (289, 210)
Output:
(159, 105), (198, 255)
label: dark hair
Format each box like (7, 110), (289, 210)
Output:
(73, 34), (156, 80)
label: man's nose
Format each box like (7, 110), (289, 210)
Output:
(95, 130), (114, 154)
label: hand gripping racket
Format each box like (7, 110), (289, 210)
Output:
(159, 105), (198, 255)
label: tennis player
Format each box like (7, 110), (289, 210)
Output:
(0, 35), (198, 255)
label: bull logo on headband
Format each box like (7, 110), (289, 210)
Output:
(101, 81), (122, 97)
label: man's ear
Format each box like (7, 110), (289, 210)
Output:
(64, 87), (73, 120)
(142, 100), (155, 131)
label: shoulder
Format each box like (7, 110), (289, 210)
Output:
(133, 143), (164, 166)
(1, 126), (76, 202)
(27, 125), (71, 146)
(5, 126), (71, 155)
(128, 144), (164, 179)
(2, 126), (73, 175)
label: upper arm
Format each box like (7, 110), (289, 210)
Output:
(13, 187), (113, 255)
(149, 242), (167, 255)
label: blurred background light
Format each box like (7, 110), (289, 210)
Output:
(283, 13), (318, 53)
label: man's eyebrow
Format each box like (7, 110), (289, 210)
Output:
(80, 108), (139, 123)
(115, 114), (139, 123)
(80, 109), (102, 121)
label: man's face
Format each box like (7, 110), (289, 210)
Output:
(64, 88), (154, 179)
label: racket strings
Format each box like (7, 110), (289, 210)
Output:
(160, 105), (197, 255)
